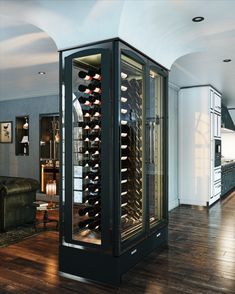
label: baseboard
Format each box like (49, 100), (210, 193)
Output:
(168, 198), (179, 211)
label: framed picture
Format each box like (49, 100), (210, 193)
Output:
(0, 121), (13, 143)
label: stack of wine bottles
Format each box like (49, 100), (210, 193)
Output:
(120, 66), (143, 234)
(76, 68), (102, 232)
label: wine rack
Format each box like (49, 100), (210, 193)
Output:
(73, 63), (102, 245)
(60, 38), (168, 286)
(120, 54), (144, 241)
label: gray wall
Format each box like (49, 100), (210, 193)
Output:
(168, 84), (179, 211)
(0, 95), (59, 181)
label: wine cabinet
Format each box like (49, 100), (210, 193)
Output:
(59, 38), (168, 285)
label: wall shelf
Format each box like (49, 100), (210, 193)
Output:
(15, 116), (29, 156)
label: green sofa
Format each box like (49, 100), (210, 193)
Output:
(0, 176), (39, 232)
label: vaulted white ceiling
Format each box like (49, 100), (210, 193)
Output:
(0, 0), (235, 105)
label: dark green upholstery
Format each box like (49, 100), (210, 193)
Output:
(0, 176), (39, 232)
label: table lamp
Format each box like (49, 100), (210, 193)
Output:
(46, 180), (57, 207)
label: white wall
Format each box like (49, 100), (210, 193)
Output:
(168, 84), (179, 210)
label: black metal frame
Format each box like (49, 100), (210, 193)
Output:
(59, 38), (168, 286)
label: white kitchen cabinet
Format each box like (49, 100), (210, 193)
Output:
(213, 113), (221, 138)
(179, 86), (221, 207)
(214, 92), (221, 114)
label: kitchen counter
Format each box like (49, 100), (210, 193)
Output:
(221, 161), (235, 196)
(221, 159), (235, 166)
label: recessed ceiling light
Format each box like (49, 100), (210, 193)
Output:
(192, 16), (204, 22)
(38, 71), (46, 75)
(223, 59), (232, 63)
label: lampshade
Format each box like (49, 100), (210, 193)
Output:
(46, 180), (56, 196)
(21, 136), (29, 144)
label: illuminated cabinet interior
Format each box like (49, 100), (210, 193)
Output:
(40, 114), (60, 195)
(59, 38), (168, 286)
(15, 116), (29, 156)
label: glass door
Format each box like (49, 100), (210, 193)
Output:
(146, 68), (165, 228)
(71, 53), (102, 245)
(119, 53), (145, 243)
(63, 49), (109, 247)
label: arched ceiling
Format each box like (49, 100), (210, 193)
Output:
(0, 0), (235, 102)
(0, 15), (58, 100)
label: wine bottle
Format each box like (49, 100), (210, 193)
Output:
(121, 120), (128, 125)
(78, 159), (89, 167)
(88, 145), (101, 152)
(87, 219), (100, 230)
(88, 133), (100, 141)
(121, 108), (128, 114)
(87, 195), (101, 205)
(121, 80), (130, 88)
(121, 194), (129, 205)
(78, 85), (92, 94)
(121, 172), (128, 181)
(78, 70), (93, 81)
(92, 105), (101, 113)
(87, 119), (100, 127)
(90, 127), (101, 135)
(88, 210), (101, 218)
(90, 151), (100, 160)
(121, 124), (129, 133)
(121, 96), (128, 103)
(121, 132), (128, 138)
(121, 160), (129, 169)
(121, 148), (129, 157)
(121, 72), (128, 79)
(88, 183), (100, 192)
(78, 218), (94, 228)
(121, 207), (128, 218)
(78, 206), (94, 216)
(88, 69), (101, 81)
(121, 182), (128, 192)
(88, 82), (101, 94)
(86, 170), (100, 180)
(121, 136), (129, 145)
(121, 85), (127, 92)
(78, 96), (88, 104)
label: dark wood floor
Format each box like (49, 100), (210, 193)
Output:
(0, 193), (234, 294)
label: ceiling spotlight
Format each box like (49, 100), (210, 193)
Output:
(223, 59), (232, 63)
(38, 71), (46, 75)
(192, 16), (204, 22)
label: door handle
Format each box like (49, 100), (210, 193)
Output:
(149, 121), (153, 163)
(152, 122), (155, 163)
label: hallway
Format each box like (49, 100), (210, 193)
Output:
(0, 194), (234, 293)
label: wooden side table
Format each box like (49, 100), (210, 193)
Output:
(34, 204), (59, 231)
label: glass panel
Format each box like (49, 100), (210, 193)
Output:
(71, 54), (102, 245)
(147, 70), (164, 227)
(120, 54), (144, 242)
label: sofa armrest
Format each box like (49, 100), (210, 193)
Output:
(0, 178), (39, 195)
